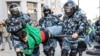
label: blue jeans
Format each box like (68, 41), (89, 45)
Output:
(89, 33), (94, 42)
(85, 35), (92, 47)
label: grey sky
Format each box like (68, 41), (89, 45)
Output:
(60, 0), (99, 19)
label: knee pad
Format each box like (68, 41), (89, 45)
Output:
(16, 52), (23, 56)
(61, 49), (68, 56)
(49, 47), (55, 56)
(44, 48), (55, 56)
(33, 45), (40, 54)
(44, 50), (49, 56)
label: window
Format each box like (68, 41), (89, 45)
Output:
(27, 2), (37, 22)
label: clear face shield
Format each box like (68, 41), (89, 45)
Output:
(64, 6), (73, 16)
(10, 7), (20, 15)
(64, 1), (77, 16)
(64, 7), (72, 13)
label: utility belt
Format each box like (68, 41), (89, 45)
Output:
(64, 36), (85, 43)
(54, 34), (85, 43)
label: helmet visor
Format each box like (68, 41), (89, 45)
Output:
(10, 7), (19, 15)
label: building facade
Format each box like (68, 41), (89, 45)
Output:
(0, 0), (43, 22)
(0, 0), (61, 22)
(43, 0), (62, 14)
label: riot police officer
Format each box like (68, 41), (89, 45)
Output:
(39, 5), (59, 56)
(5, 3), (40, 56)
(61, 1), (89, 56)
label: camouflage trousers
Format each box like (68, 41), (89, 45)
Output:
(62, 37), (78, 53)
(43, 38), (57, 52)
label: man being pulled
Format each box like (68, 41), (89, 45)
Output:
(15, 23), (54, 56)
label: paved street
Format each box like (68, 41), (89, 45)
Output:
(0, 43), (99, 56)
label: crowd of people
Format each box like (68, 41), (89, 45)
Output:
(0, 0), (100, 56)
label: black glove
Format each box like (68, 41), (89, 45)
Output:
(22, 23), (26, 29)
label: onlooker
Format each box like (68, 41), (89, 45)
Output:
(0, 21), (12, 51)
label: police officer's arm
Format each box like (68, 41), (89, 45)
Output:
(39, 18), (43, 27)
(76, 14), (89, 35)
(5, 18), (21, 33)
(39, 18), (45, 30)
(22, 14), (32, 26)
(5, 19), (12, 33)
(53, 15), (60, 25)
(39, 18), (42, 26)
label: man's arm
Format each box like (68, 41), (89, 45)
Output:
(39, 18), (46, 30)
(5, 19), (13, 33)
(22, 14), (32, 26)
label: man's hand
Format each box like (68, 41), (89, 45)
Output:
(72, 33), (78, 39)
(16, 48), (21, 52)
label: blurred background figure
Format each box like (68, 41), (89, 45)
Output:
(0, 20), (12, 51)
(87, 20), (95, 43)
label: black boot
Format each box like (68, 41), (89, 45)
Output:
(44, 50), (49, 56)
(79, 52), (82, 56)
(49, 47), (55, 56)
(77, 41), (86, 56)
(61, 49), (68, 56)
(16, 52), (24, 56)
(69, 50), (77, 56)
